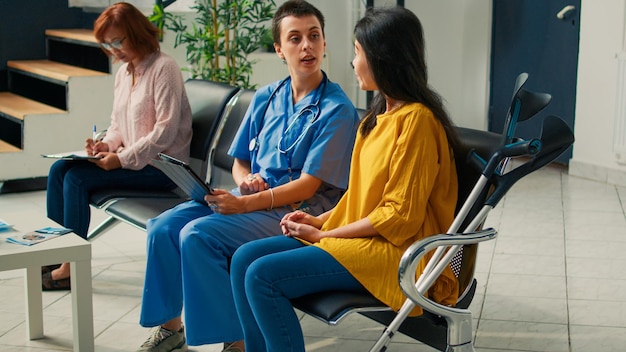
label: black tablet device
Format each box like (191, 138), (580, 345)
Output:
(153, 152), (214, 203)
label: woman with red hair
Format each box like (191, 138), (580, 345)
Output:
(44, 2), (192, 290)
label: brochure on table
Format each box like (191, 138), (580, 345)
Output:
(4, 226), (73, 246)
(0, 219), (14, 232)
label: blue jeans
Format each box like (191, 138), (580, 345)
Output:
(46, 159), (175, 238)
(230, 236), (367, 352)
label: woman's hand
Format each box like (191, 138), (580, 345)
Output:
(239, 173), (268, 195)
(280, 210), (326, 243)
(90, 152), (121, 171)
(204, 189), (245, 215)
(85, 138), (109, 156)
(283, 213), (378, 243)
(280, 211), (323, 231)
(281, 219), (326, 243)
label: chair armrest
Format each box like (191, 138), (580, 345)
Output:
(397, 228), (497, 348)
(399, 228), (496, 316)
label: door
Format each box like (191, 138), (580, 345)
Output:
(489, 0), (580, 163)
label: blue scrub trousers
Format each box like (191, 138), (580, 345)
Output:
(46, 159), (175, 238)
(230, 236), (367, 352)
(139, 200), (293, 346)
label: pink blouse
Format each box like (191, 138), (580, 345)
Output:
(103, 51), (192, 170)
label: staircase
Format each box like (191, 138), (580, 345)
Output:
(0, 28), (114, 184)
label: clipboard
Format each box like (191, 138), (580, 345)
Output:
(41, 151), (102, 160)
(153, 152), (214, 203)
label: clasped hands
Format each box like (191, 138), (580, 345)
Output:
(280, 210), (326, 243)
(85, 138), (121, 171)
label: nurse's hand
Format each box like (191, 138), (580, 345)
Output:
(205, 189), (245, 214)
(239, 173), (268, 195)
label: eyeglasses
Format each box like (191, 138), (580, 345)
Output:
(100, 37), (126, 51)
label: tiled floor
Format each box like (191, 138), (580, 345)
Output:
(0, 163), (625, 351)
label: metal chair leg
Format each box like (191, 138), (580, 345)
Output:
(86, 216), (119, 241)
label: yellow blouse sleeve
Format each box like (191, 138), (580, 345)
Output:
(367, 106), (453, 247)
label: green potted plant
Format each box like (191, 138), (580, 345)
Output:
(150, 0), (276, 89)
(260, 27), (275, 52)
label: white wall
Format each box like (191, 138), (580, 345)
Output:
(159, 0), (626, 186)
(570, 0), (626, 185)
(404, 0), (491, 129)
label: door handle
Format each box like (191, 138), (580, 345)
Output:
(556, 5), (576, 20)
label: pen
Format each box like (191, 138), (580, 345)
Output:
(93, 124), (97, 142)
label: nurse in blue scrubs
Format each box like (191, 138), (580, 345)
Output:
(136, 1), (360, 351)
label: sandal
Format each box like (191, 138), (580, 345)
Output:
(41, 264), (62, 274)
(42, 271), (71, 291)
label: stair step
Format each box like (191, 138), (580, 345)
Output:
(0, 92), (65, 120)
(45, 29), (110, 73)
(8, 59), (108, 84)
(0, 139), (21, 153)
(45, 28), (98, 45)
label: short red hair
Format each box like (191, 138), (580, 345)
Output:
(94, 2), (160, 61)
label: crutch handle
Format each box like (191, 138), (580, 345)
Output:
(500, 138), (541, 157)
(467, 138), (542, 180)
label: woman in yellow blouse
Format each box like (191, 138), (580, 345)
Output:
(230, 6), (460, 352)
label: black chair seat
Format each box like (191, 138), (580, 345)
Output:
(292, 290), (389, 324)
(89, 188), (181, 208)
(104, 197), (187, 230)
(293, 278), (477, 351)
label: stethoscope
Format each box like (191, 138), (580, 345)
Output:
(248, 73), (327, 155)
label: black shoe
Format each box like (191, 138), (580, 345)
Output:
(42, 271), (71, 291)
(41, 264), (62, 274)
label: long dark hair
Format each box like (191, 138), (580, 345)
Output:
(354, 7), (457, 149)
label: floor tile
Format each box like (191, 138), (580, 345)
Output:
(486, 273), (566, 299)
(474, 320), (569, 351)
(0, 311), (23, 338)
(567, 277), (626, 301)
(481, 295), (568, 324)
(566, 256), (626, 279)
(566, 239), (626, 259)
(490, 253), (565, 276)
(569, 325), (626, 352)
(568, 300), (626, 327)
(494, 236), (564, 257)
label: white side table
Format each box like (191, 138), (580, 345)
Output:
(0, 233), (93, 352)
